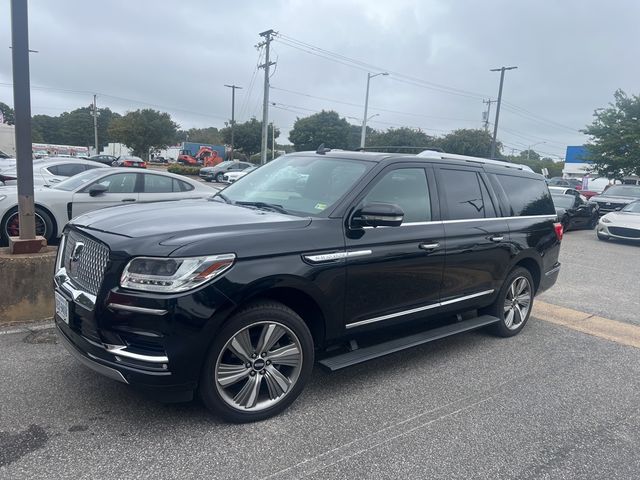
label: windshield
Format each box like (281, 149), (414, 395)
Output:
(52, 168), (106, 191)
(220, 155), (371, 215)
(603, 185), (640, 197)
(622, 201), (640, 213)
(552, 195), (575, 209)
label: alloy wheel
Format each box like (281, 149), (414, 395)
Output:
(503, 276), (531, 330)
(215, 321), (303, 412)
(5, 212), (47, 238)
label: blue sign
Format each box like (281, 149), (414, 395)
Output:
(565, 146), (590, 164)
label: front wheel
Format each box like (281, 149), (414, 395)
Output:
(199, 301), (314, 423)
(588, 215), (598, 229)
(482, 267), (534, 337)
(215, 172), (225, 183)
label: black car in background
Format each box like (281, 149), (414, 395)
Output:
(588, 184), (640, 215)
(547, 177), (582, 188)
(89, 154), (118, 166)
(552, 193), (599, 230)
(54, 150), (562, 422)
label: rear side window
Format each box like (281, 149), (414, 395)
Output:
(175, 179), (194, 192)
(439, 168), (496, 220)
(496, 174), (555, 216)
(48, 163), (85, 177)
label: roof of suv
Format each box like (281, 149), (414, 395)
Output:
(293, 149), (536, 173)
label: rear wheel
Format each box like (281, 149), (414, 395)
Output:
(215, 172), (225, 183)
(482, 267), (534, 337)
(199, 301), (314, 423)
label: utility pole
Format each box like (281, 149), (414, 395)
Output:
(92, 94), (98, 154)
(258, 29), (275, 164)
(360, 72), (388, 149)
(271, 122), (275, 160)
(489, 66), (517, 159)
(482, 99), (495, 132)
(224, 84), (242, 160)
(10, 0), (41, 253)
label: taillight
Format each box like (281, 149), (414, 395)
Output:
(124, 161), (133, 166)
(553, 222), (564, 241)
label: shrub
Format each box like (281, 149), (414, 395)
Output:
(167, 165), (201, 176)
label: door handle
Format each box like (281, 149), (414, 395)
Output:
(121, 198), (136, 202)
(490, 236), (504, 242)
(419, 242), (440, 251)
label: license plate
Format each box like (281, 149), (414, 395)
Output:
(55, 291), (69, 324)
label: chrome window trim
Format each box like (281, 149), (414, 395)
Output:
(364, 214), (557, 229)
(346, 289), (495, 329)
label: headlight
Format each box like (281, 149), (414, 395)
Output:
(601, 216), (611, 224)
(120, 254), (235, 293)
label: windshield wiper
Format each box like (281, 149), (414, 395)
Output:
(235, 201), (289, 215)
(211, 192), (232, 204)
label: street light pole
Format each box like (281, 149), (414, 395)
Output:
(224, 84), (242, 160)
(489, 66), (517, 159)
(10, 0), (42, 253)
(360, 72), (388, 149)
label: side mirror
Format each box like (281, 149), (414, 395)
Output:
(89, 184), (108, 197)
(351, 203), (404, 228)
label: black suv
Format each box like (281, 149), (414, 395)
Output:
(54, 150), (562, 422)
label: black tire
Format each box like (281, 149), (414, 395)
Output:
(215, 172), (225, 183)
(199, 301), (314, 423)
(588, 214), (598, 229)
(597, 232), (609, 241)
(1, 206), (54, 246)
(482, 267), (534, 338)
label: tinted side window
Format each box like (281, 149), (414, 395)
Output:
(363, 168), (431, 223)
(54, 163), (86, 177)
(143, 174), (173, 193)
(93, 173), (137, 193)
(439, 168), (494, 220)
(496, 174), (555, 216)
(175, 179), (194, 192)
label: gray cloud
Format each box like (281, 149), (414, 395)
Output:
(1, 0), (638, 158)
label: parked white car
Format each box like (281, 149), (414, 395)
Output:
(222, 165), (258, 183)
(597, 200), (640, 242)
(0, 157), (107, 187)
(0, 168), (213, 244)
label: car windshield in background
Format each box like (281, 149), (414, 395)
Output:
(622, 201), (640, 213)
(602, 185), (640, 197)
(52, 168), (105, 191)
(552, 195), (575, 209)
(219, 155), (371, 215)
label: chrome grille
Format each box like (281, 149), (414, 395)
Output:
(63, 230), (110, 296)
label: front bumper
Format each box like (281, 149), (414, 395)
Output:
(597, 223), (640, 241)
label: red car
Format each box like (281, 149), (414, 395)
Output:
(112, 155), (147, 168)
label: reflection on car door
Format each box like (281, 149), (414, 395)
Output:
(344, 165), (445, 330)
(71, 172), (139, 218)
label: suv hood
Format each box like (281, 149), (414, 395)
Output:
(71, 199), (311, 244)
(590, 195), (639, 203)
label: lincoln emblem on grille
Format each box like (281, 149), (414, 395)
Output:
(71, 242), (85, 262)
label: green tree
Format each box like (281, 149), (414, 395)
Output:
(179, 126), (223, 145)
(221, 118), (279, 155)
(507, 152), (564, 177)
(31, 106), (120, 147)
(0, 102), (15, 125)
(368, 127), (434, 153)
(583, 89), (640, 178)
(289, 110), (351, 151)
(108, 109), (178, 158)
(436, 128), (500, 158)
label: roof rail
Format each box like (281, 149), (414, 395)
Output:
(417, 150), (534, 172)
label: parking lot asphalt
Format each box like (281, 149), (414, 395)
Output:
(2, 224), (639, 479)
(539, 228), (640, 325)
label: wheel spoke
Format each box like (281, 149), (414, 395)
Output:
(229, 329), (254, 363)
(505, 308), (515, 328)
(217, 362), (250, 387)
(263, 365), (291, 400)
(516, 293), (531, 307)
(268, 344), (300, 367)
(256, 324), (286, 354)
(233, 373), (262, 409)
(509, 282), (516, 300)
(516, 278), (528, 295)
(514, 304), (524, 325)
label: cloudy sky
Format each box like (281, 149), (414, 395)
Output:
(1, 0), (638, 158)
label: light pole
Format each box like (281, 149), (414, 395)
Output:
(224, 84), (242, 160)
(360, 72), (388, 149)
(527, 141), (545, 161)
(489, 66), (517, 159)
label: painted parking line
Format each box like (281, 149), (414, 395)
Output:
(533, 300), (640, 349)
